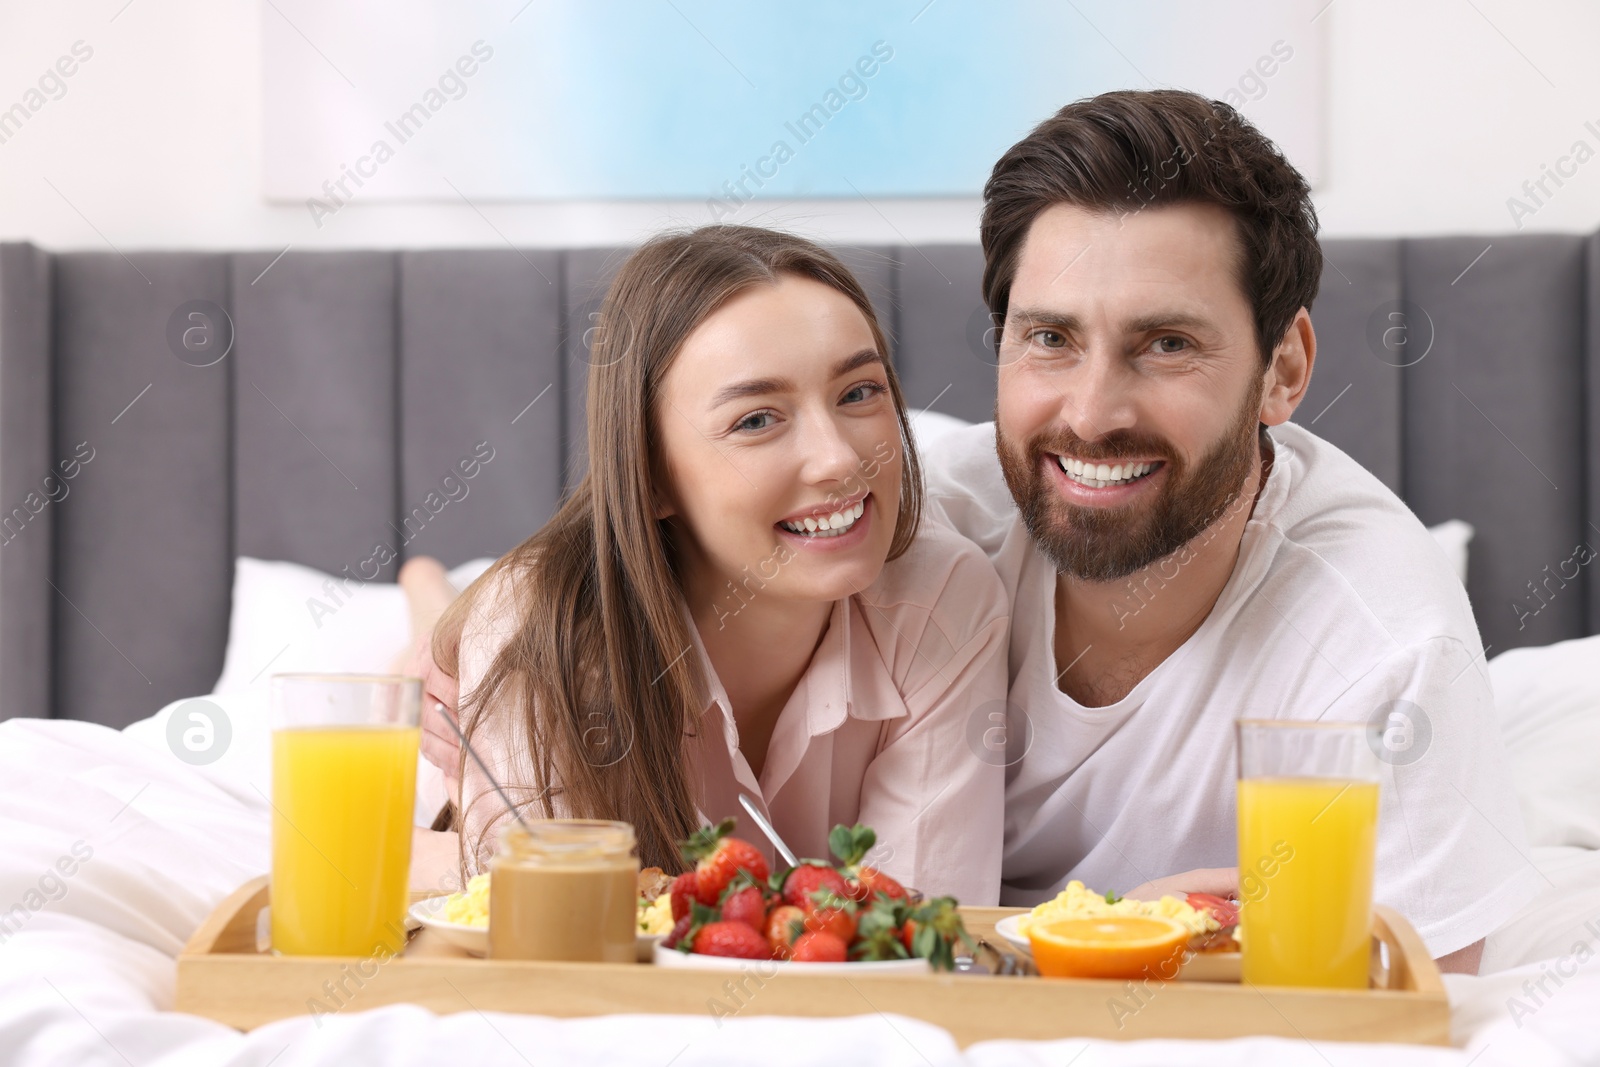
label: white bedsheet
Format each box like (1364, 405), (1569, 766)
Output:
(3, 716), (1598, 1067)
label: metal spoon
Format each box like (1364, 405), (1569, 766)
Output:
(432, 701), (534, 836)
(738, 793), (799, 868)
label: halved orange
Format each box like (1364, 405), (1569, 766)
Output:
(1027, 915), (1189, 980)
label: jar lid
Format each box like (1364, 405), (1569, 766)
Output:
(498, 819), (636, 859)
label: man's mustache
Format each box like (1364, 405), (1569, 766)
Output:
(1026, 429), (1178, 467)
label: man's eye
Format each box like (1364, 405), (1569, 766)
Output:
(1033, 330), (1067, 349)
(1153, 336), (1189, 354)
(734, 411), (774, 433)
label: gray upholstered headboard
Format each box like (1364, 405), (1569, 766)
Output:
(2, 234), (1596, 727)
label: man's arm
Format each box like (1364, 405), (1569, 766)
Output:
(1436, 938), (1483, 975)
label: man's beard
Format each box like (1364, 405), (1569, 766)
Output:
(996, 381), (1264, 583)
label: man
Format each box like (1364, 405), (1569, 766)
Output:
(921, 89), (1536, 973)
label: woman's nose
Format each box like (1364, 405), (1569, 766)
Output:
(799, 412), (867, 485)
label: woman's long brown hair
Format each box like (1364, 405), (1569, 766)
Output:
(433, 225), (924, 871)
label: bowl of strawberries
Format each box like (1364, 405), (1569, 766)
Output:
(650, 820), (970, 974)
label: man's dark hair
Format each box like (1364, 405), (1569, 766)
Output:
(980, 89), (1322, 365)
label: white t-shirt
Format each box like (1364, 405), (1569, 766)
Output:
(923, 419), (1540, 957)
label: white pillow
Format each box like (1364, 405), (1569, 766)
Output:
(1482, 845), (1600, 972)
(211, 556), (494, 695)
(1488, 634), (1600, 850)
(906, 407), (974, 456)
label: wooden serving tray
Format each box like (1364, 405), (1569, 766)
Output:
(176, 876), (1449, 1046)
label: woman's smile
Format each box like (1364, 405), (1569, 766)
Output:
(775, 492), (873, 549)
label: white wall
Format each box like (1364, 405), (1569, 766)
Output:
(0, 0), (1596, 254)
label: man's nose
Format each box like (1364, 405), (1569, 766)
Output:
(1059, 350), (1138, 441)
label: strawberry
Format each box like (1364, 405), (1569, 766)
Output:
(777, 862), (850, 910)
(681, 819), (770, 907)
(852, 866), (909, 903)
(1186, 892), (1240, 928)
(662, 913), (693, 950)
(764, 904), (805, 958)
(691, 920), (772, 960)
(828, 824), (909, 903)
(801, 889), (858, 944)
(719, 876), (768, 932)
(668, 871), (698, 921)
(789, 930), (848, 963)
(899, 917), (917, 955)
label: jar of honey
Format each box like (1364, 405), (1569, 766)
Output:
(488, 819), (638, 962)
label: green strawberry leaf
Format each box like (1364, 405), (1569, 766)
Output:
(808, 887), (857, 913)
(827, 823), (877, 866)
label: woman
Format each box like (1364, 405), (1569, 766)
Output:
(421, 225), (1007, 903)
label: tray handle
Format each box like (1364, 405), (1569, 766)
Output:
(181, 875), (270, 957)
(1372, 904), (1445, 996)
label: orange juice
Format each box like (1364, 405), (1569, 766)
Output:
(271, 725), (419, 956)
(1237, 776), (1379, 988)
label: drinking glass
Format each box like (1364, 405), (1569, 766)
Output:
(270, 673), (421, 956)
(1236, 719), (1381, 988)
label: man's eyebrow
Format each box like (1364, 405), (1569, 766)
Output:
(708, 348), (883, 409)
(1005, 307), (1216, 334)
(1123, 312), (1216, 334)
(1006, 307), (1083, 332)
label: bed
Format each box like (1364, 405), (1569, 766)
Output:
(1, 233), (1598, 1064)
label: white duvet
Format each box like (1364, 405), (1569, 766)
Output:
(2, 634), (1599, 1066)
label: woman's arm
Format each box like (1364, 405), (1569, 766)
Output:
(852, 529), (1012, 905)
(855, 611), (1009, 905)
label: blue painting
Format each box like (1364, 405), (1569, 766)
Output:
(264, 0), (1324, 205)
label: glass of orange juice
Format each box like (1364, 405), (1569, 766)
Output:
(1236, 719), (1381, 989)
(270, 673), (421, 957)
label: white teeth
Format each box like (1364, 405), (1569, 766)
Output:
(780, 499), (866, 537)
(1054, 456), (1156, 488)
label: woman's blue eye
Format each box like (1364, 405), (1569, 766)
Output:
(843, 381), (887, 404)
(735, 412), (774, 432)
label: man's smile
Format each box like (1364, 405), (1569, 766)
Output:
(1051, 454), (1166, 490)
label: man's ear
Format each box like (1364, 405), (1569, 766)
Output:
(1259, 307), (1316, 427)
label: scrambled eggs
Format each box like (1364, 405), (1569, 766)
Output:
(442, 873), (491, 927)
(1018, 880), (1219, 938)
(637, 891), (674, 936)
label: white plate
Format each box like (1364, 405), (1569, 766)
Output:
(653, 941), (930, 975)
(994, 913), (1032, 956)
(407, 896), (665, 961)
(408, 896), (489, 956)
